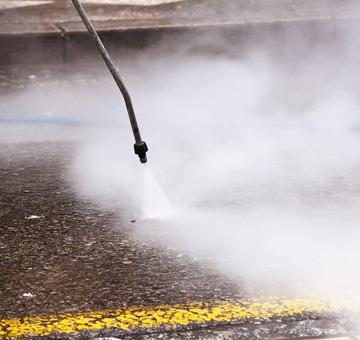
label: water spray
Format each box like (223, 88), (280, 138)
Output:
(70, 0), (148, 163)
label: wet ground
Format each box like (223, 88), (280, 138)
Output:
(0, 141), (248, 320)
(1, 142), (359, 340)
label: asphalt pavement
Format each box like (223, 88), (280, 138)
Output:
(0, 141), (240, 316)
(0, 138), (358, 339)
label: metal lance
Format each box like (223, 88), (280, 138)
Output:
(70, 0), (148, 163)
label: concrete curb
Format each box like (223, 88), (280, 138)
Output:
(1, 17), (360, 64)
(0, 0), (360, 64)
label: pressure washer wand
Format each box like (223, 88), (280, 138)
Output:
(70, 0), (148, 163)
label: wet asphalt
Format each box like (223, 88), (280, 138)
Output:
(0, 141), (247, 320)
(1, 141), (359, 339)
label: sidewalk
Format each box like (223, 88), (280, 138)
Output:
(0, 0), (360, 63)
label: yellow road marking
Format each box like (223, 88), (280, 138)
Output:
(0, 298), (354, 338)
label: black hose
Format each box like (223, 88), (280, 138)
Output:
(70, 0), (148, 162)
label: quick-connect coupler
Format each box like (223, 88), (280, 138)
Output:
(134, 141), (148, 163)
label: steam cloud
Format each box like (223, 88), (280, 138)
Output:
(2, 23), (360, 300)
(70, 47), (360, 299)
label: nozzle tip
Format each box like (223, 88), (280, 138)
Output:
(134, 141), (148, 163)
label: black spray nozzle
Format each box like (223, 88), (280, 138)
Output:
(134, 141), (148, 163)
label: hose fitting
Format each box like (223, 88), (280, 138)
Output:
(134, 141), (148, 163)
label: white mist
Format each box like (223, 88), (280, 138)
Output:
(58, 26), (360, 302)
(142, 164), (173, 219)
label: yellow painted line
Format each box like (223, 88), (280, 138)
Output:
(0, 298), (355, 338)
